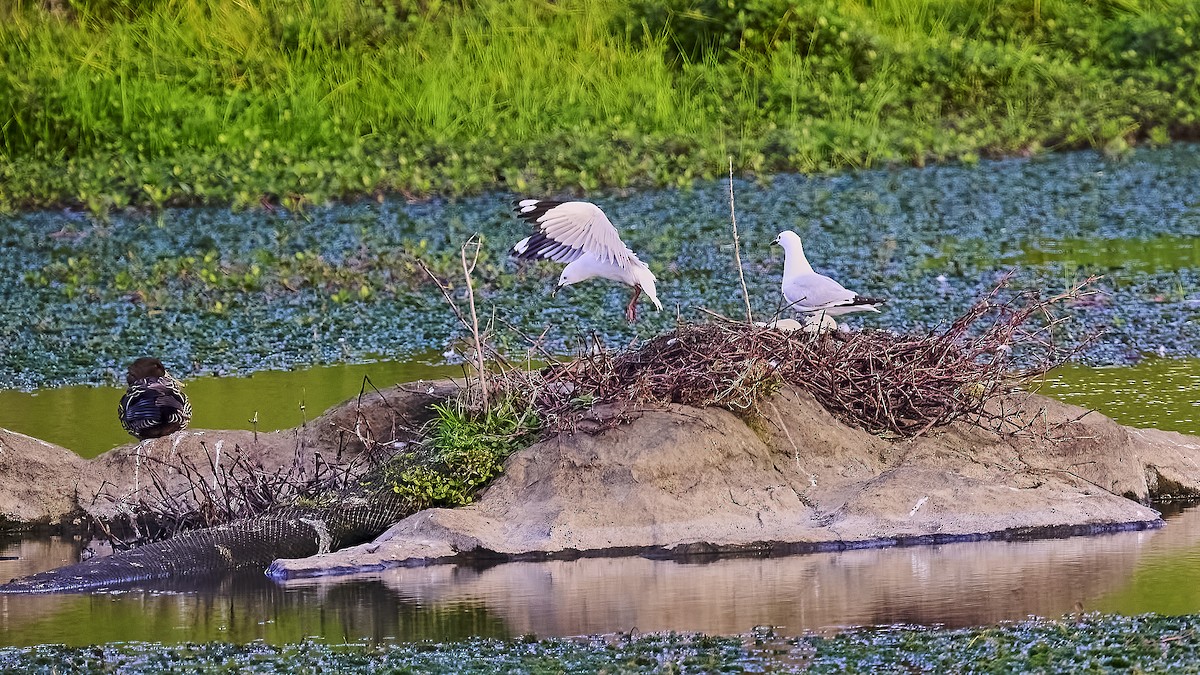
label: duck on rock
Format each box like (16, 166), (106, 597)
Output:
(117, 357), (192, 440)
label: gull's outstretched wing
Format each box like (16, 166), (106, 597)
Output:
(509, 200), (640, 269)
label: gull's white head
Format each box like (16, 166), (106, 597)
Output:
(774, 230), (814, 276)
(552, 266), (588, 296)
(773, 230), (803, 249)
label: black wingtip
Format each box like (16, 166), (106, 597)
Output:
(853, 296), (887, 306)
(511, 199), (566, 224)
(509, 232), (578, 262)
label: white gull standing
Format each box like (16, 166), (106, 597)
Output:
(509, 200), (663, 323)
(774, 230), (885, 319)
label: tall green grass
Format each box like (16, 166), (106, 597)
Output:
(0, 0), (1197, 212)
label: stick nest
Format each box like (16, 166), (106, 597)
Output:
(488, 277), (1096, 437)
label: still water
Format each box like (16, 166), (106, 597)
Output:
(0, 358), (459, 458)
(1037, 358), (1200, 434)
(0, 355), (1198, 646)
(1, 504), (1198, 647)
(0, 356), (1195, 458)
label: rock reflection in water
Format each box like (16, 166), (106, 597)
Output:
(358, 532), (1152, 635)
(301, 503), (1200, 636)
(3, 504), (1200, 646)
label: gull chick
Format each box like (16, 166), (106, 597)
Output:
(774, 230), (885, 317)
(509, 199), (663, 323)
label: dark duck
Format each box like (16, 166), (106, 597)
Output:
(117, 357), (192, 440)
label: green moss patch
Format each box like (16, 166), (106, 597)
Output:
(382, 397), (540, 509)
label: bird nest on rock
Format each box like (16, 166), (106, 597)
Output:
(487, 276), (1097, 438)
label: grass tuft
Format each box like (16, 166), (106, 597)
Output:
(384, 397), (540, 508)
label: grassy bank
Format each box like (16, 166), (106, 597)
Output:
(1, 0), (1198, 212)
(2, 614), (1199, 672)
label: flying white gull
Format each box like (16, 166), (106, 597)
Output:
(774, 230), (885, 318)
(509, 199), (663, 323)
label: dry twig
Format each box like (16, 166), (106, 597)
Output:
(89, 380), (410, 549)
(728, 158), (753, 324)
(483, 275), (1099, 437)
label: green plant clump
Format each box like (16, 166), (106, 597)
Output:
(385, 397), (540, 509)
(0, 0), (1198, 212)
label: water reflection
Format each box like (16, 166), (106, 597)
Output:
(1021, 236), (1200, 273)
(0, 358), (458, 458)
(0, 569), (507, 647)
(1036, 359), (1200, 434)
(4, 505), (1200, 646)
(3, 355), (1198, 459)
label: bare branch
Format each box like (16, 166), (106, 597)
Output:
(728, 158), (753, 324)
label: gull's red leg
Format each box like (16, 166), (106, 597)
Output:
(625, 286), (643, 323)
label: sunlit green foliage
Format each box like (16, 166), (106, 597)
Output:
(0, 0), (1197, 211)
(385, 397), (540, 508)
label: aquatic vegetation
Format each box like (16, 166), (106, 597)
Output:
(3, 614), (1200, 672)
(0, 0), (1199, 210)
(1, 146), (1198, 390)
(798, 614), (1200, 673)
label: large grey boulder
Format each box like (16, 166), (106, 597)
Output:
(269, 387), (1199, 579)
(0, 429), (87, 528)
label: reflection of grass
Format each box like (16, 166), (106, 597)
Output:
(917, 236), (1200, 277)
(0, 581), (511, 647)
(1092, 507), (1200, 616)
(1, 0), (1199, 210)
(1095, 553), (1200, 616)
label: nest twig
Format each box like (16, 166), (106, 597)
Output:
(478, 275), (1100, 437)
